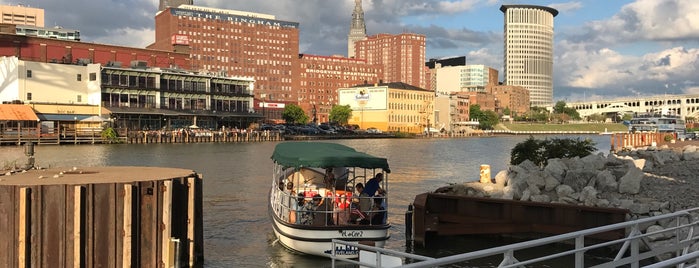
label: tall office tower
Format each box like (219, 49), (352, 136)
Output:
(159, 0), (193, 11)
(150, 5), (300, 105)
(0, 4), (44, 27)
(347, 0), (367, 58)
(500, 5), (558, 107)
(355, 33), (426, 89)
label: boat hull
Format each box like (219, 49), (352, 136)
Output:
(270, 209), (389, 258)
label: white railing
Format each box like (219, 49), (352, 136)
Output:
(330, 208), (699, 268)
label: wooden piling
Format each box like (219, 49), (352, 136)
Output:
(0, 167), (203, 268)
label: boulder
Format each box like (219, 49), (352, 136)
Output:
(618, 167), (644, 194)
(581, 154), (606, 170)
(544, 158), (567, 181)
(562, 169), (598, 192)
(594, 170), (618, 192)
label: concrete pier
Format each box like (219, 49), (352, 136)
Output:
(0, 166), (203, 267)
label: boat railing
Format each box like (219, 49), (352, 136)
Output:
(329, 207), (699, 268)
(272, 187), (387, 226)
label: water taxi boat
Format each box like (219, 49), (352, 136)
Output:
(269, 142), (391, 258)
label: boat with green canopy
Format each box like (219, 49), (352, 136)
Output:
(269, 142), (391, 258)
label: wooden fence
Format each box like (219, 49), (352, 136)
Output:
(610, 132), (676, 152)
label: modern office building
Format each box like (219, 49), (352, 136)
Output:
(338, 82), (433, 134)
(434, 65), (498, 96)
(297, 54), (382, 123)
(0, 4), (44, 27)
(500, 5), (558, 107)
(159, 0), (194, 11)
(347, 0), (367, 58)
(354, 33), (427, 89)
(150, 5), (300, 121)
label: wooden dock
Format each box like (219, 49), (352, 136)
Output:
(0, 166), (203, 267)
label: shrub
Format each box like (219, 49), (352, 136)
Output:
(510, 136), (597, 167)
(664, 134), (674, 142)
(101, 127), (121, 143)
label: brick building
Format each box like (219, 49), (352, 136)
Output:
(297, 54), (382, 123)
(487, 85), (531, 118)
(149, 5), (300, 123)
(354, 33), (426, 89)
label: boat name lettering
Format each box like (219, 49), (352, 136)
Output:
(341, 230), (363, 237)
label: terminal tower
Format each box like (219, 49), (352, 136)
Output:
(347, 0), (367, 58)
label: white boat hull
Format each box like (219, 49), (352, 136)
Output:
(270, 210), (389, 258)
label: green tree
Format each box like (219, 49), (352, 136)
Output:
(587, 113), (607, 122)
(621, 113), (633, 121)
(503, 107), (511, 116)
(551, 101), (581, 121)
(468, 104), (499, 129)
(282, 104), (309, 124)
(329, 105), (352, 125)
(510, 136), (596, 166)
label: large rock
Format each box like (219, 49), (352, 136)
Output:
(682, 145), (699, 160)
(594, 170), (618, 192)
(544, 158), (567, 181)
(579, 186), (598, 206)
(581, 154), (606, 170)
(494, 170), (509, 187)
(618, 167), (644, 194)
(562, 169), (598, 192)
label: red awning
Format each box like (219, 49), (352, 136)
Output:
(0, 104), (40, 121)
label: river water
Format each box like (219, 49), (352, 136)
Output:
(29, 135), (612, 267)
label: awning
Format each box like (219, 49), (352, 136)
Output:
(37, 114), (93, 121)
(0, 104), (39, 121)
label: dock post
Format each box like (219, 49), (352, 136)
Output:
(405, 204), (413, 241)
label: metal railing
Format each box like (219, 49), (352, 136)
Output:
(330, 208), (699, 268)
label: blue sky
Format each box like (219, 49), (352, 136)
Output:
(3, 0), (699, 103)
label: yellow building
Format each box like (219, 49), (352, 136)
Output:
(338, 82), (434, 134)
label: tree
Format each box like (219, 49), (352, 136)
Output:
(503, 107), (511, 116)
(469, 104), (499, 129)
(551, 101), (581, 122)
(510, 136), (596, 166)
(587, 113), (607, 122)
(329, 105), (352, 125)
(282, 104), (309, 124)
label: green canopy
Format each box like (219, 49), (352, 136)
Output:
(271, 142), (390, 172)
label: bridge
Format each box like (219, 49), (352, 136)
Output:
(567, 93), (699, 119)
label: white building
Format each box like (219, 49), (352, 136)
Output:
(434, 65), (498, 96)
(500, 5), (558, 107)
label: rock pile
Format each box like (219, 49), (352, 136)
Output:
(435, 144), (699, 254)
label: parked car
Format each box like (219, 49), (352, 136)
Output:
(366, 127), (382, 134)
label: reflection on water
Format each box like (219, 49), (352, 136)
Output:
(30, 135), (611, 267)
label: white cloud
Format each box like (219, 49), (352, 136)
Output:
(549, 1), (583, 13)
(92, 28), (154, 49)
(587, 0), (699, 43)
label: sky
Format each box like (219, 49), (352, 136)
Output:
(3, 0), (699, 103)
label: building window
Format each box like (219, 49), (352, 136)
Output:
(77, 74), (82, 81)
(26, 92), (32, 101)
(89, 73), (97, 81)
(26, 70), (32, 78)
(77, 95), (82, 103)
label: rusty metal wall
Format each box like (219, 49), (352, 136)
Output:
(0, 175), (203, 268)
(413, 193), (628, 247)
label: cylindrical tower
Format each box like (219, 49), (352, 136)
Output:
(500, 5), (558, 107)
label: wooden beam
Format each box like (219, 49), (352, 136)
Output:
(73, 186), (82, 268)
(161, 181), (172, 267)
(122, 184), (132, 267)
(18, 187), (28, 268)
(187, 177), (195, 267)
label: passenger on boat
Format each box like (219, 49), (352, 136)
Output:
(362, 173), (384, 197)
(334, 194), (351, 225)
(312, 194), (334, 226)
(289, 193), (304, 224)
(324, 168), (336, 188)
(354, 183), (371, 214)
(369, 197), (386, 225)
(349, 202), (369, 225)
(298, 193), (315, 225)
